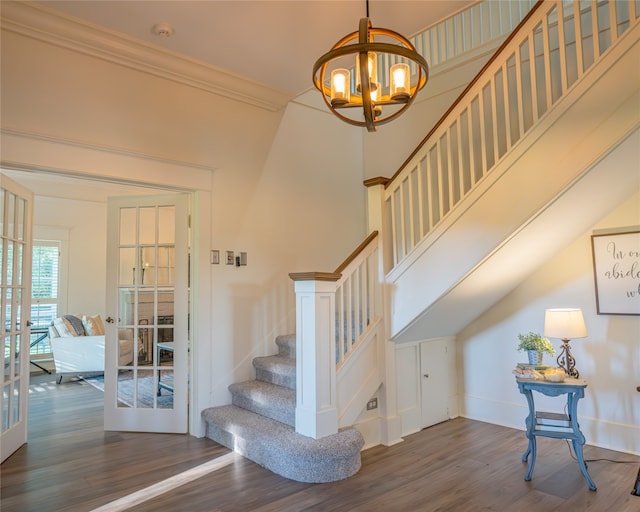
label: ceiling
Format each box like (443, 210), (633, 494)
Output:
(34, 0), (475, 97)
(4, 0), (474, 200)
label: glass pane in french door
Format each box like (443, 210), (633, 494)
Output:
(116, 206), (175, 410)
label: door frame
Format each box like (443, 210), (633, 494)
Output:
(0, 167), (212, 437)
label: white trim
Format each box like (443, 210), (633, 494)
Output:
(189, 190), (212, 438)
(33, 227), (69, 316)
(0, 131), (214, 192)
(2, 127), (217, 174)
(461, 394), (640, 456)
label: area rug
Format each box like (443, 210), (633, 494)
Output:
(82, 370), (173, 408)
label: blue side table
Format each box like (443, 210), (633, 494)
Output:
(516, 378), (597, 491)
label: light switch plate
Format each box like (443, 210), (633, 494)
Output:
(210, 250), (220, 264)
(226, 251), (234, 265)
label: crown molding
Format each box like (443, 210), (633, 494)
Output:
(1, 1), (292, 112)
(1, 126), (218, 174)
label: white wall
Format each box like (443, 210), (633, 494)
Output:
(458, 192), (640, 455)
(33, 197), (106, 316)
(2, 23), (366, 434)
(207, 100), (365, 407)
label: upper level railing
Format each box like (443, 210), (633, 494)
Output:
(402, 0), (536, 78)
(384, 0), (639, 269)
(346, 0), (537, 94)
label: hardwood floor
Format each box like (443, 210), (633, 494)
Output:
(2, 372), (638, 512)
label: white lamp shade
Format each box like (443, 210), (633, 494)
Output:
(544, 308), (587, 339)
(390, 63), (410, 100)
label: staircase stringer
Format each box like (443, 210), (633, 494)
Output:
(336, 317), (383, 428)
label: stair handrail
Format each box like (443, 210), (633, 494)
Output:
(388, 1), (544, 186)
(290, 231), (382, 368)
(381, 0), (639, 270)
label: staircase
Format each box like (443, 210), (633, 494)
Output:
(202, 334), (364, 483)
(379, 0), (640, 342)
(204, 0), (639, 483)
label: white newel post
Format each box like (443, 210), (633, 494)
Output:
(289, 272), (341, 439)
(364, 177), (403, 446)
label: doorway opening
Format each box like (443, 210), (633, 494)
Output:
(1, 168), (197, 438)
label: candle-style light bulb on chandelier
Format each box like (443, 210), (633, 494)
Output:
(312, 0), (429, 132)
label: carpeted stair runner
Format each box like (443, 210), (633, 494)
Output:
(252, 354), (296, 389)
(202, 334), (364, 483)
(228, 380), (295, 426)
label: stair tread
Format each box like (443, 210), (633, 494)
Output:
(229, 380), (295, 426)
(230, 380), (295, 401)
(253, 355), (295, 372)
(204, 334), (364, 482)
(275, 334), (296, 359)
(203, 405), (364, 479)
(253, 354), (296, 390)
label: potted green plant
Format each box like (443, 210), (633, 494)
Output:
(517, 331), (555, 365)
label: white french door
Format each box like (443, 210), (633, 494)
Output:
(105, 194), (189, 433)
(1, 174), (33, 463)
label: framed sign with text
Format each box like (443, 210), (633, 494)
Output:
(591, 230), (640, 315)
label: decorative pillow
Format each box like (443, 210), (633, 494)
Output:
(49, 323), (60, 338)
(53, 317), (74, 337)
(61, 315), (85, 336)
(82, 314), (105, 336)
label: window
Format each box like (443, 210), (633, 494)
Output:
(30, 241), (60, 355)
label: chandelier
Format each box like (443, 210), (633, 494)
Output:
(312, 2), (429, 132)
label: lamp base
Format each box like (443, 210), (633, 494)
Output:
(631, 465), (640, 496)
(556, 339), (579, 378)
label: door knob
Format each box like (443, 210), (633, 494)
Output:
(105, 317), (115, 323)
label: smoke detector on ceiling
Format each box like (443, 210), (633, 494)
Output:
(151, 22), (175, 38)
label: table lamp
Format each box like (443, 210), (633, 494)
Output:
(544, 308), (587, 378)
